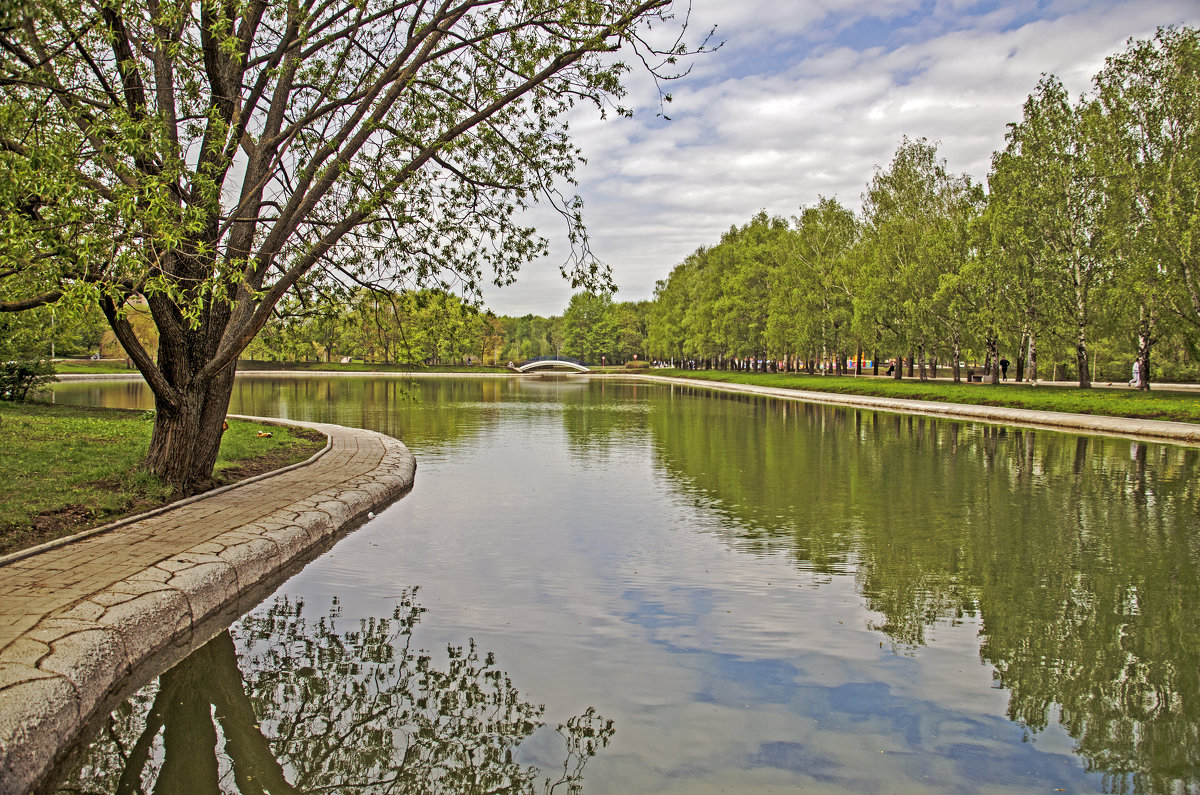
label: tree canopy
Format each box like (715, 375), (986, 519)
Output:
(0, 0), (705, 489)
(639, 27), (1200, 388)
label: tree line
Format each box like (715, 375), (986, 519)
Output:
(639, 27), (1200, 389)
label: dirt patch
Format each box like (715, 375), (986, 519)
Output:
(216, 427), (325, 482)
(3, 505), (107, 556)
(218, 448), (318, 481)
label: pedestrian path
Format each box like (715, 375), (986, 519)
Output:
(0, 417), (416, 795)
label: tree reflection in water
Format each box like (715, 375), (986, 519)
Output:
(646, 392), (1200, 794)
(60, 591), (613, 794)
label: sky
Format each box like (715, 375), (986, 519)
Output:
(478, 0), (1199, 318)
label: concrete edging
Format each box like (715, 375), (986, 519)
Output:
(618, 373), (1200, 446)
(0, 417), (416, 795)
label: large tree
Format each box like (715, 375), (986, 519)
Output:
(767, 197), (858, 374)
(561, 289), (616, 363)
(1092, 26), (1200, 390)
(856, 137), (972, 380)
(0, 0), (701, 491)
(990, 77), (1115, 388)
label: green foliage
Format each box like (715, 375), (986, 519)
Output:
(0, 0), (705, 489)
(1093, 26), (1200, 334)
(767, 197), (858, 367)
(0, 304), (105, 360)
(247, 288), (497, 366)
(638, 29), (1200, 387)
(650, 369), (1200, 423)
(561, 291), (618, 363)
(0, 359), (55, 401)
(857, 138), (980, 375)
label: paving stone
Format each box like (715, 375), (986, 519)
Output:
(58, 600), (106, 623)
(218, 538), (281, 593)
(0, 674), (79, 795)
(258, 524), (313, 560)
(168, 560), (239, 626)
(0, 638), (50, 669)
(39, 626), (129, 725)
(26, 618), (103, 647)
(96, 584), (192, 664)
(0, 661), (57, 691)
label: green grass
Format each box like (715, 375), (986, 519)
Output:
(54, 359), (511, 375)
(236, 359), (509, 373)
(649, 370), (1200, 424)
(53, 359), (142, 375)
(0, 402), (325, 555)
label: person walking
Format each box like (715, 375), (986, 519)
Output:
(999, 358), (1010, 381)
(1130, 359), (1141, 387)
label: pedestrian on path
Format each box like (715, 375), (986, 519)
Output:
(1130, 359), (1141, 387)
(999, 358), (1010, 380)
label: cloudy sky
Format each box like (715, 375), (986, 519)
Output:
(480, 0), (1199, 317)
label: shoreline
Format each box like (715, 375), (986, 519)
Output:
(0, 418), (416, 795)
(54, 369), (1200, 446)
(619, 373), (1200, 447)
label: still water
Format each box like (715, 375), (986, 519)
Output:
(53, 375), (1200, 794)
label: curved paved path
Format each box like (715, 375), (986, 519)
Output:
(0, 418), (415, 795)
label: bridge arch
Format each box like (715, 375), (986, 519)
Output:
(510, 356), (590, 373)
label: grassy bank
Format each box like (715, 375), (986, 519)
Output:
(651, 370), (1200, 424)
(236, 359), (509, 373)
(53, 358), (510, 375)
(0, 402), (325, 556)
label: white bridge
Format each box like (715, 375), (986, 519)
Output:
(509, 356), (591, 373)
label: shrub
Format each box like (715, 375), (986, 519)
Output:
(0, 360), (58, 401)
(624, 359), (651, 369)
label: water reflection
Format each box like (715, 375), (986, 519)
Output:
(645, 386), (1200, 793)
(60, 592), (613, 794)
(53, 377), (1200, 793)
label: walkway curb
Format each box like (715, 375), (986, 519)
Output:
(0, 418), (416, 795)
(624, 374), (1200, 446)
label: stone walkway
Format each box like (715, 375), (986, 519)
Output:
(0, 417), (416, 795)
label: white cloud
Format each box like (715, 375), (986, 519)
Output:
(481, 0), (1199, 316)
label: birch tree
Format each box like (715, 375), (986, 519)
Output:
(1092, 26), (1200, 390)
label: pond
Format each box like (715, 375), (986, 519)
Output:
(51, 375), (1200, 793)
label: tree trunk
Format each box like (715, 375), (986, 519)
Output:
(145, 362), (238, 495)
(951, 333), (962, 383)
(1027, 333), (1038, 383)
(986, 336), (1000, 385)
(893, 354), (903, 380)
(1075, 321), (1091, 388)
(1015, 332), (1028, 382)
(1073, 269), (1091, 387)
(906, 351), (914, 378)
(1136, 305), (1153, 391)
(918, 345), (927, 382)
